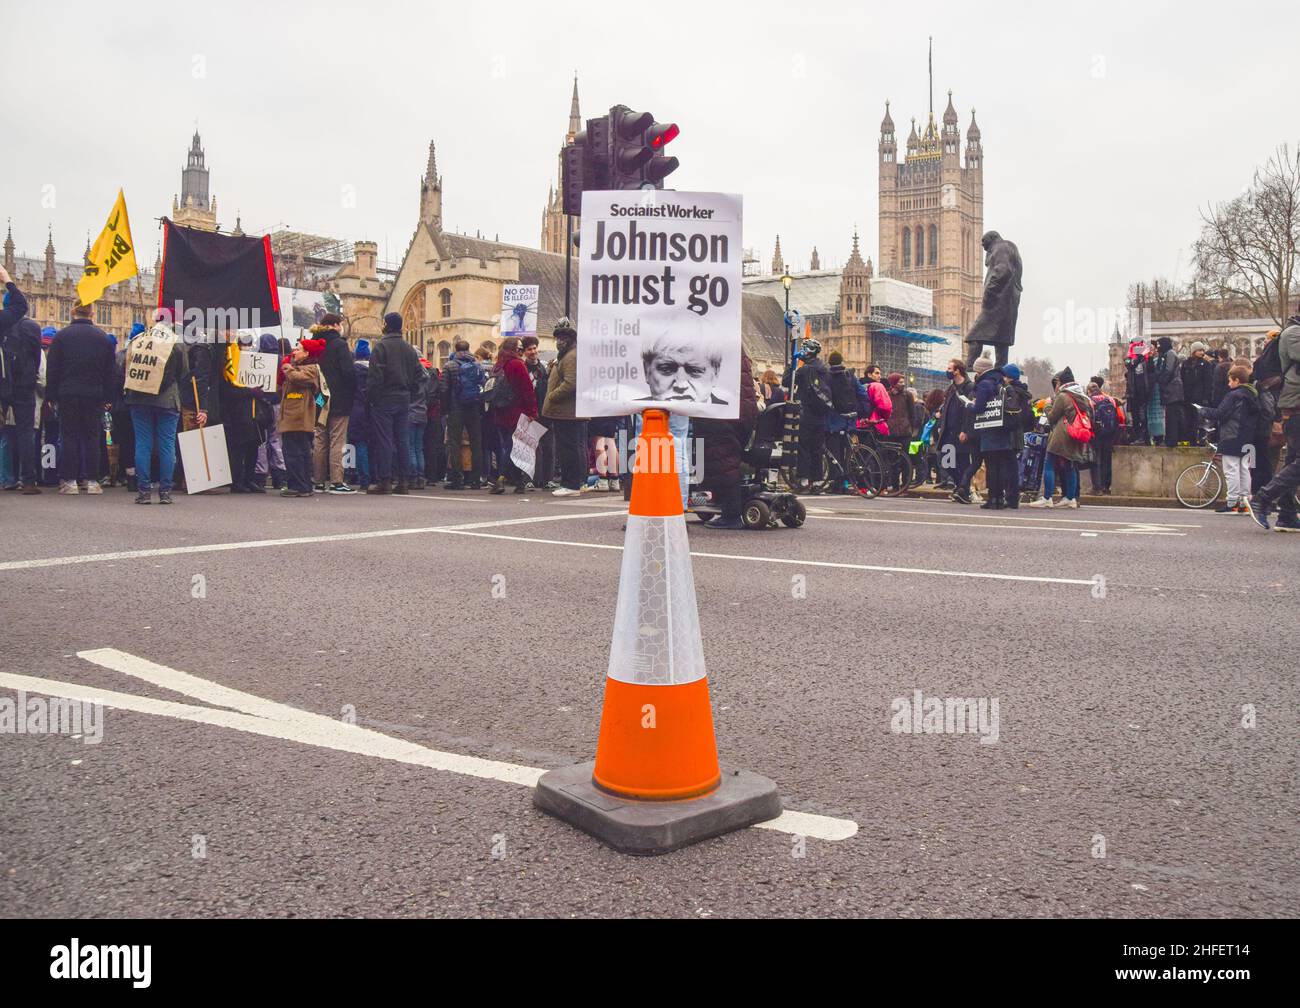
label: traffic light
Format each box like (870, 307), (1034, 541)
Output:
(561, 104), (680, 212)
(561, 141), (585, 216)
(608, 105), (680, 190)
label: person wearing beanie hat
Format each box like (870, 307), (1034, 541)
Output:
(277, 343), (323, 496)
(366, 310), (424, 493)
(305, 313), (357, 493)
(1002, 363), (1021, 382)
(354, 338), (371, 361)
(1181, 341), (1213, 445)
(884, 371), (918, 448)
(542, 321), (583, 494)
(1149, 337), (1184, 445)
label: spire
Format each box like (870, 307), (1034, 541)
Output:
(880, 99), (894, 134)
(845, 229), (866, 270)
(424, 141), (438, 187)
(45, 225), (54, 257)
(3, 219), (14, 273)
(84, 231), (92, 264)
(907, 118), (919, 149)
(810, 246), (820, 271)
(943, 89), (958, 125)
(568, 74), (582, 141)
(771, 235), (784, 275)
(232, 213), (244, 237)
(967, 107), (981, 142)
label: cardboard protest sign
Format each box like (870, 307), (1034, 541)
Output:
(178, 424), (231, 493)
(509, 415), (548, 480)
(501, 284), (539, 340)
(576, 191), (742, 420)
(237, 350), (279, 392)
(123, 325), (179, 396)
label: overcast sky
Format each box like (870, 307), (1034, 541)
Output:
(3, 0), (1296, 377)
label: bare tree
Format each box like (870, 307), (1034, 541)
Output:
(1193, 144), (1300, 327)
(1019, 356), (1057, 400)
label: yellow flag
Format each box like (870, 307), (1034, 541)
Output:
(224, 341), (246, 387)
(76, 189), (138, 305)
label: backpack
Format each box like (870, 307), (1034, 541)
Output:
(1091, 394), (1118, 438)
(485, 366), (516, 411)
(1000, 383), (1029, 432)
(829, 369), (858, 413)
(1066, 396), (1094, 443)
(455, 356), (485, 405)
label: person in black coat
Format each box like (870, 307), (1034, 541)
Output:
(311, 316), (357, 491)
(694, 350), (758, 528)
(937, 359), (974, 487)
(45, 304), (116, 492)
(785, 338), (832, 489)
(220, 336), (268, 493)
(1181, 342), (1214, 445)
(1195, 365), (1259, 512)
(1, 272), (42, 491)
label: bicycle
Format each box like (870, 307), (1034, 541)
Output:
(779, 418), (882, 498)
(856, 426), (913, 497)
(1174, 436), (1224, 509)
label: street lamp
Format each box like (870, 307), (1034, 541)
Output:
(781, 271), (793, 391)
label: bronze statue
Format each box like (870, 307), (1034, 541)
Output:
(966, 231), (1022, 368)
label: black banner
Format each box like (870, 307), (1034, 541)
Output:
(158, 220), (280, 327)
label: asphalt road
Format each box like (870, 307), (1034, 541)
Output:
(1, 486), (1296, 918)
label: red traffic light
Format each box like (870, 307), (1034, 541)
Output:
(648, 123), (679, 149)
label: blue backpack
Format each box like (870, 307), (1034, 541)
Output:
(455, 356), (485, 405)
(1091, 395), (1118, 438)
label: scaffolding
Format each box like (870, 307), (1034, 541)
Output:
(266, 229), (401, 290)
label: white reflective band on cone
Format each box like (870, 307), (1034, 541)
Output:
(607, 514), (706, 685)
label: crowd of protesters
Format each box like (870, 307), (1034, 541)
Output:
(5, 263), (1298, 531)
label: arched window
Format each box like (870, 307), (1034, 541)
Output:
(437, 340), (451, 366)
(902, 228), (911, 269)
(915, 226), (924, 268)
(929, 225), (938, 266)
(439, 288), (452, 318)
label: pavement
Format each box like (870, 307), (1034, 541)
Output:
(1, 484), (1296, 918)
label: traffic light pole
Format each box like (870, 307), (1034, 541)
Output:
(564, 213), (573, 318)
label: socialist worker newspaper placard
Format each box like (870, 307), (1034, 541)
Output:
(576, 191), (742, 420)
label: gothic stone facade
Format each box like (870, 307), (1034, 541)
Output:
(878, 93), (983, 338)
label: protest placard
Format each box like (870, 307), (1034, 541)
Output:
(576, 190), (742, 420)
(178, 424), (232, 493)
(501, 284), (539, 340)
(122, 325), (179, 396)
(237, 350), (279, 392)
(509, 415), (548, 480)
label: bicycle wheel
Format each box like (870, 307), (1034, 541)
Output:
(848, 445), (884, 498)
(1175, 461), (1222, 509)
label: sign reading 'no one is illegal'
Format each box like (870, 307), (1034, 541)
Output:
(576, 190), (742, 420)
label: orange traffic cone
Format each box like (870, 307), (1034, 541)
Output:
(534, 409), (781, 854)
(593, 408), (720, 800)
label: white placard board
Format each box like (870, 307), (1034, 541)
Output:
(509, 415), (548, 480)
(576, 190), (742, 419)
(178, 424), (232, 493)
(237, 350), (279, 392)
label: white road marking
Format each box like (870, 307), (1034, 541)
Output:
(436, 530), (1096, 585)
(0, 650), (857, 844)
(0, 511), (624, 572)
(809, 514), (1186, 536)
(815, 505), (1198, 530)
